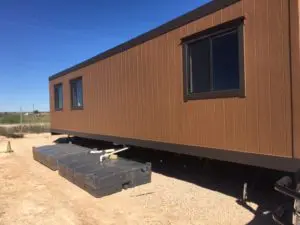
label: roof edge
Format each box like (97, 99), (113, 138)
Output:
(49, 0), (240, 81)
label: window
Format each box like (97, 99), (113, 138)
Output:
(182, 17), (244, 101)
(54, 83), (63, 111)
(70, 77), (83, 109)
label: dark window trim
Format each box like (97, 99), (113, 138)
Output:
(54, 83), (63, 111)
(70, 77), (84, 110)
(182, 17), (245, 102)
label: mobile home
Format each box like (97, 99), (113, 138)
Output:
(49, 0), (300, 173)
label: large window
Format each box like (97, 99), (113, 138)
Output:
(182, 17), (244, 101)
(70, 77), (83, 109)
(54, 83), (63, 111)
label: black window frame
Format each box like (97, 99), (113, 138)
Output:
(70, 77), (84, 110)
(54, 83), (63, 111)
(182, 17), (245, 102)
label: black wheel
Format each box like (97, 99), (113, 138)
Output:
(294, 170), (300, 225)
(293, 183), (300, 225)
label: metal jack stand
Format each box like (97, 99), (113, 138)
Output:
(243, 182), (248, 202)
(236, 182), (257, 214)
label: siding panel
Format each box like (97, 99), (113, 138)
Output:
(50, 0), (293, 157)
(290, 0), (300, 158)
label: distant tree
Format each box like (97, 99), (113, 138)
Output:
(33, 110), (39, 114)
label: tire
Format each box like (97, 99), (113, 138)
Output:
(293, 184), (300, 225)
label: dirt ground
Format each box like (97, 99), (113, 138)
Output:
(0, 134), (284, 225)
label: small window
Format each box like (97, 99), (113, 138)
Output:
(70, 77), (83, 109)
(182, 17), (245, 101)
(54, 83), (63, 111)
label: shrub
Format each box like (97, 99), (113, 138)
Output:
(0, 123), (50, 137)
(0, 114), (20, 124)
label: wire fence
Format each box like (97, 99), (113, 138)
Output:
(0, 112), (50, 137)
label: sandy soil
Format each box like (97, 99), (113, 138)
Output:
(0, 134), (276, 225)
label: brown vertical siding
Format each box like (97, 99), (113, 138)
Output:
(50, 0), (293, 157)
(290, 0), (300, 158)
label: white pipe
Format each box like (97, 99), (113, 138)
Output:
(100, 147), (129, 162)
(105, 149), (116, 153)
(89, 149), (115, 154)
(89, 150), (103, 154)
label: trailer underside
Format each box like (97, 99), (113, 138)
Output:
(51, 129), (300, 173)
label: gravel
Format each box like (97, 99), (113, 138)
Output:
(0, 133), (285, 225)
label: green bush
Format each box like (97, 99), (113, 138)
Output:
(0, 113), (50, 125)
(0, 114), (20, 124)
(0, 123), (50, 137)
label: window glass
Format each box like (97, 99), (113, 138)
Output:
(183, 18), (244, 100)
(189, 39), (211, 93)
(71, 78), (83, 109)
(76, 79), (83, 107)
(212, 31), (240, 91)
(54, 84), (63, 110)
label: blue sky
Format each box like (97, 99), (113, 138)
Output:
(0, 0), (209, 112)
